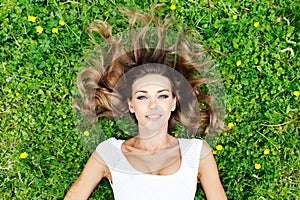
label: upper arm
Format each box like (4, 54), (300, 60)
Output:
(64, 151), (109, 200)
(198, 142), (227, 200)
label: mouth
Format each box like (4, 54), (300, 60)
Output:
(146, 114), (161, 120)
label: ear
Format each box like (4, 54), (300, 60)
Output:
(171, 96), (177, 111)
(128, 98), (135, 113)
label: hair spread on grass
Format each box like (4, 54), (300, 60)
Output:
(74, 5), (223, 135)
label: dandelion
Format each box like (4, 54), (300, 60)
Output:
(233, 15), (238, 20)
(228, 122), (234, 128)
(83, 130), (90, 136)
(28, 16), (37, 22)
(254, 163), (261, 169)
(216, 145), (223, 151)
(20, 152), (28, 159)
(254, 22), (260, 27)
(278, 126), (283, 131)
(212, 150), (217, 155)
(52, 28), (58, 34)
(276, 17), (281, 23)
(170, 4), (176, 11)
(264, 149), (270, 155)
(36, 26), (43, 33)
(16, 92), (20, 97)
(293, 91), (300, 97)
(59, 20), (65, 26)
(236, 60), (242, 66)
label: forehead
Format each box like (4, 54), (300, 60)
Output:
(132, 74), (172, 92)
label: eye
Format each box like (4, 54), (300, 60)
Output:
(137, 96), (147, 100)
(158, 95), (169, 99)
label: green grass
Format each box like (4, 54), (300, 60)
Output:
(1, 0), (299, 199)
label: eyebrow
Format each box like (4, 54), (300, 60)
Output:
(135, 89), (170, 94)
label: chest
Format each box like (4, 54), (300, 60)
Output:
(122, 146), (182, 175)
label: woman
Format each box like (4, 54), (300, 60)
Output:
(65, 6), (227, 200)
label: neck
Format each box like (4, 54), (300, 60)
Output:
(134, 125), (172, 152)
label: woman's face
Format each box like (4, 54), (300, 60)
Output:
(128, 74), (176, 131)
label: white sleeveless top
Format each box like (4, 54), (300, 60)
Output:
(96, 138), (203, 200)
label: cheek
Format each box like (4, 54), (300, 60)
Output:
(132, 101), (148, 112)
(161, 101), (174, 112)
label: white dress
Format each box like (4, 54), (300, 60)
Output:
(96, 137), (203, 200)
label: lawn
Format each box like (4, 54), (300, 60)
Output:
(0, 0), (299, 199)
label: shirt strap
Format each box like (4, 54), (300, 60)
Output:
(179, 138), (203, 172)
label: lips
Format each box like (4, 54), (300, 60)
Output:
(146, 114), (161, 120)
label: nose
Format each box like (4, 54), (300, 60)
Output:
(149, 98), (158, 110)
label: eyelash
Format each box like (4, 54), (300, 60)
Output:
(136, 95), (169, 100)
(137, 96), (147, 100)
(159, 95), (169, 99)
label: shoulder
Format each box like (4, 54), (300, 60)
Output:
(96, 137), (121, 149)
(178, 138), (203, 145)
(178, 138), (211, 159)
(200, 140), (212, 159)
(178, 138), (203, 157)
(178, 138), (204, 152)
(95, 137), (125, 170)
(95, 137), (123, 158)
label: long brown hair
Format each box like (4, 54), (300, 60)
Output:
(75, 6), (224, 135)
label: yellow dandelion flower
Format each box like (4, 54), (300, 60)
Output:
(228, 122), (234, 128)
(264, 149), (270, 155)
(236, 60), (242, 66)
(59, 20), (65, 26)
(16, 92), (20, 97)
(278, 126), (283, 131)
(170, 4), (176, 10)
(293, 91), (300, 97)
(28, 16), (37, 22)
(36, 26), (43, 33)
(52, 28), (58, 34)
(254, 163), (261, 169)
(216, 145), (223, 151)
(276, 17), (281, 23)
(254, 22), (260, 27)
(20, 152), (28, 159)
(212, 150), (217, 155)
(233, 15), (238, 20)
(83, 130), (90, 136)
